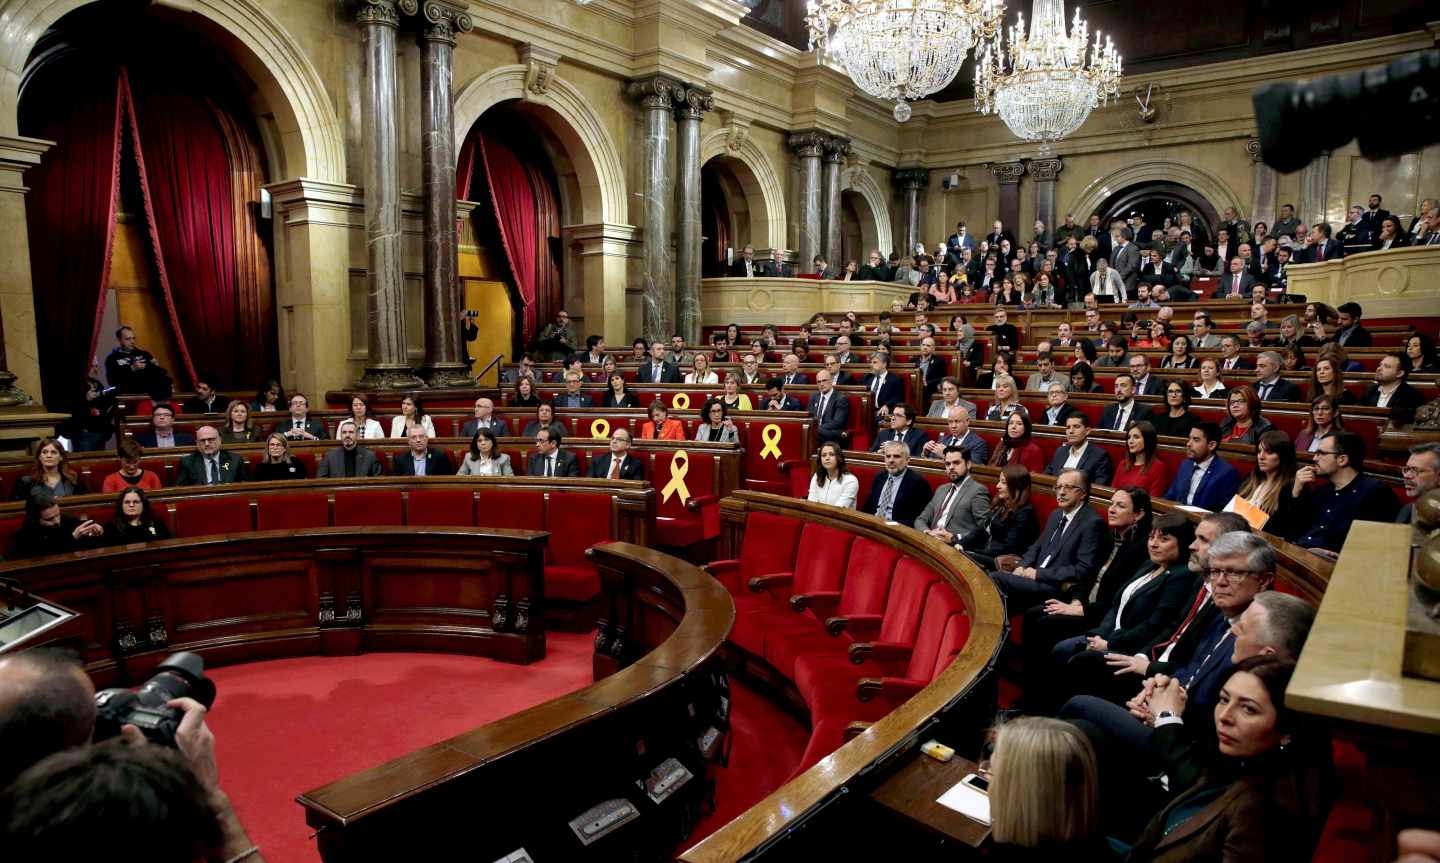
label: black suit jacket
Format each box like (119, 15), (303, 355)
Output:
(861, 468), (931, 526)
(1017, 506), (1112, 592)
(915, 355), (947, 400)
(1253, 378), (1304, 403)
(1039, 402), (1077, 427)
(1361, 381), (1425, 424)
(135, 430), (196, 448)
(870, 426), (927, 457)
(1135, 374), (1168, 397)
(392, 449), (454, 476)
(808, 390), (850, 444)
(1092, 562), (1199, 655)
(527, 450), (580, 477)
(728, 258), (759, 277)
(1044, 443), (1114, 487)
(587, 453), (645, 480)
(175, 450), (248, 486)
(1300, 239), (1343, 263)
(275, 417), (327, 439)
(861, 373), (904, 410)
(762, 260), (791, 277)
(637, 360), (682, 384)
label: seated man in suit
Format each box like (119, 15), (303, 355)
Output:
(1218, 335), (1253, 372)
(1045, 414), (1114, 486)
(778, 353), (809, 387)
(175, 426), (247, 486)
(180, 378), (224, 415)
(822, 354), (858, 386)
(135, 403), (195, 449)
(528, 427), (579, 477)
(808, 369), (849, 446)
(861, 440), (931, 526)
(928, 377), (978, 420)
(1251, 352), (1303, 403)
(553, 371), (594, 409)
(989, 469), (1111, 605)
(1024, 353), (1067, 393)
(318, 419), (384, 478)
(637, 340), (681, 384)
(763, 249), (791, 277)
(915, 337), (947, 401)
(729, 244), (759, 277)
(1361, 352), (1426, 426)
(870, 404), (927, 457)
(1040, 382), (1076, 427)
(275, 393), (326, 441)
(1397, 443), (1440, 523)
(1126, 355), (1167, 397)
(587, 427), (644, 480)
(392, 425), (453, 476)
(1217, 256), (1254, 300)
(915, 445), (991, 552)
(923, 405), (989, 464)
(1099, 373), (1141, 433)
(461, 397), (510, 437)
(862, 352), (905, 422)
(1165, 422), (1242, 510)
(761, 378), (802, 412)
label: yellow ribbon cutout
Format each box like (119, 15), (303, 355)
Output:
(590, 418), (610, 439)
(671, 393), (691, 410)
(661, 450), (691, 504)
(759, 423), (783, 460)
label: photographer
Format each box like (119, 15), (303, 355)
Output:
(0, 650), (263, 861)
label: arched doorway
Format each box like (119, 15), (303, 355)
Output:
(701, 155), (759, 276)
(1095, 182), (1220, 246)
(18, 1), (278, 410)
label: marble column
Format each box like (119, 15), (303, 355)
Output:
(821, 136), (850, 266)
(1299, 151), (1330, 229)
(1029, 157), (1063, 241)
(353, 0), (420, 389)
(0, 136), (49, 406)
(417, 1), (474, 388)
(1246, 138), (1279, 231)
(673, 84), (712, 346)
(789, 131), (827, 270)
(988, 161), (1026, 237)
(894, 168), (929, 256)
(627, 75), (683, 340)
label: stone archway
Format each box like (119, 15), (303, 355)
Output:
(840, 167), (892, 263)
(1064, 160), (1246, 232)
(452, 65), (631, 342)
(700, 132), (787, 251)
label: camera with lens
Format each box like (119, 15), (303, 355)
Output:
(93, 652), (217, 747)
(1253, 49), (1438, 174)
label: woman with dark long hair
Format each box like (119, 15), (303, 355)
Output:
(10, 437), (87, 501)
(458, 428), (514, 476)
(1112, 420), (1170, 498)
(966, 464), (1038, 571)
(1238, 430), (1302, 538)
(807, 442), (858, 509)
(1149, 382), (1199, 439)
(1220, 386), (1273, 445)
(1295, 394), (1345, 453)
(989, 412), (1044, 473)
(102, 487), (171, 545)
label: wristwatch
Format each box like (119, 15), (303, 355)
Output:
(1156, 711), (1176, 721)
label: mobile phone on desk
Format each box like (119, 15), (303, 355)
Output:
(961, 773), (989, 793)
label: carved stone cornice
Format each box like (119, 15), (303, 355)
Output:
(894, 167), (930, 191)
(674, 85), (714, 122)
(822, 136), (851, 164)
(353, 0), (402, 28)
(718, 111), (751, 155)
(417, 0), (473, 44)
(520, 44), (561, 97)
(1245, 137), (1264, 163)
(626, 74), (687, 110)
(1028, 158), (1063, 182)
(987, 161), (1026, 184)
(788, 131), (828, 158)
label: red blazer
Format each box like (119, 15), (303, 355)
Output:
(640, 418), (686, 441)
(1113, 460), (1171, 498)
(993, 440), (1045, 473)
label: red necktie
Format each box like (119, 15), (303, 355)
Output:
(608, 457), (620, 479)
(1317, 244), (1325, 261)
(1151, 588), (1209, 660)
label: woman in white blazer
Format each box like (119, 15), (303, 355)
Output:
(340, 395), (385, 440)
(389, 394), (437, 438)
(807, 442), (859, 509)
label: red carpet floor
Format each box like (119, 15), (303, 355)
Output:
(205, 635), (594, 862)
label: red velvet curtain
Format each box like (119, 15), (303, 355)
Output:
(477, 133), (540, 341)
(21, 65), (123, 410)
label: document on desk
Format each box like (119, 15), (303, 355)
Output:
(936, 781), (991, 825)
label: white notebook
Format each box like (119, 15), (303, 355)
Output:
(936, 780), (991, 825)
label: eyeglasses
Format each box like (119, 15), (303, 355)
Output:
(1314, 449), (1341, 457)
(1207, 568), (1260, 582)
(1053, 483), (1084, 493)
(1402, 465), (1435, 476)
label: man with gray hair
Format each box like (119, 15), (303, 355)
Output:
(1398, 442), (1440, 523)
(318, 419), (384, 478)
(860, 440), (930, 525)
(1251, 351), (1303, 402)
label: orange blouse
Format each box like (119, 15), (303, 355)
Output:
(640, 419), (686, 441)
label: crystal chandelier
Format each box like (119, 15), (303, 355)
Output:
(806, 0), (1005, 122)
(974, 0), (1121, 151)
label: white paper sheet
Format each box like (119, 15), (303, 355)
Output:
(936, 779), (991, 825)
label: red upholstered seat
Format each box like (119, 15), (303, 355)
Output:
(172, 495), (254, 536)
(543, 492), (613, 602)
(291, 451), (319, 476)
(407, 489), (475, 526)
(0, 515), (22, 557)
(706, 511), (803, 595)
(332, 490), (402, 526)
(256, 493), (329, 531)
(652, 450), (722, 548)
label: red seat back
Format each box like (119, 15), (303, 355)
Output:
(928, 611), (974, 680)
(736, 511), (804, 579)
(879, 560), (941, 646)
(408, 489), (475, 526)
(793, 523), (854, 597)
(477, 489), (545, 531)
(839, 538), (901, 617)
(256, 493), (329, 530)
(546, 492), (613, 566)
(905, 585), (967, 681)
(172, 496), (254, 536)
(333, 490), (402, 526)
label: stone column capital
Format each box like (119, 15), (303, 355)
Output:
(894, 167), (929, 191)
(674, 85), (714, 122)
(788, 131), (828, 158)
(822, 136), (851, 164)
(1028, 158), (1063, 182)
(520, 44), (561, 97)
(987, 161), (1026, 185)
(352, 0), (403, 28)
(626, 74), (686, 110)
(1245, 137), (1264, 163)
(415, 0), (473, 43)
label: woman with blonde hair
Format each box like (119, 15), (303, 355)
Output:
(988, 717), (1111, 859)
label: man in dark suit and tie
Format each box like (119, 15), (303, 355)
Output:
(175, 426), (247, 486)
(1360, 352), (1426, 426)
(1218, 256), (1254, 300)
(1165, 423), (1242, 510)
(1251, 352), (1303, 403)
(587, 428), (644, 480)
(808, 370), (849, 446)
(135, 403), (195, 449)
(862, 441), (931, 525)
(728, 244), (759, 277)
(392, 426), (454, 476)
(923, 405), (989, 464)
(1126, 355), (1167, 398)
(915, 445), (991, 551)
(275, 393), (326, 441)
(870, 404), (927, 456)
(779, 353), (809, 387)
(1218, 336), (1253, 372)
(461, 397), (510, 437)
(986, 219), (1016, 250)
(823, 354), (857, 385)
(989, 470), (1111, 604)
(762, 249), (791, 277)
(1357, 194), (1390, 243)
(1044, 415), (1114, 486)
(862, 353), (905, 421)
(762, 379), (803, 412)
(1300, 223), (1343, 263)
(1099, 373), (1140, 433)
(527, 428), (580, 477)
(637, 341), (681, 384)
(915, 336), (947, 402)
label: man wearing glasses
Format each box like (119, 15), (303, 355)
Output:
(988, 469), (1110, 605)
(989, 308), (1019, 354)
(1289, 431), (1399, 556)
(1397, 443), (1440, 523)
(175, 426), (247, 486)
